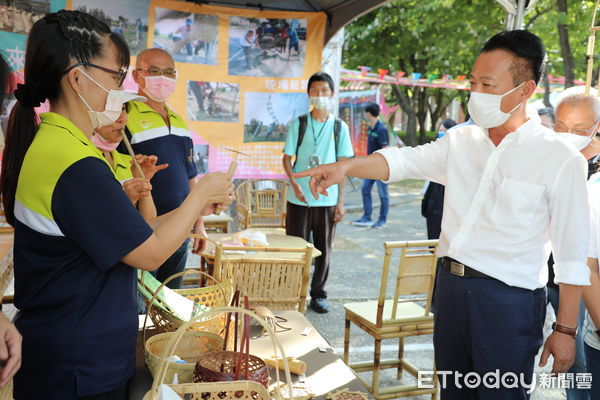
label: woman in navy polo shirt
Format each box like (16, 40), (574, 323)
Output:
(0, 10), (233, 400)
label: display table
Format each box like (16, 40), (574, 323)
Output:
(130, 311), (372, 399)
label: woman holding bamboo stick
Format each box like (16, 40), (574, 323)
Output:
(91, 100), (167, 221)
(0, 10), (233, 400)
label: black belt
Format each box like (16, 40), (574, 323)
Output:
(441, 257), (493, 279)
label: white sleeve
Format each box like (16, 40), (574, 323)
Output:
(550, 154), (591, 286)
(589, 185), (600, 259)
(375, 135), (449, 184)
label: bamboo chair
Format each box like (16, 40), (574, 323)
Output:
(212, 242), (313, 312)
(343, 240), (439, 400)
(235, 179), (289, 230)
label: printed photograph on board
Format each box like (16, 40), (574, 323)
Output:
(229, 17), (306, 77)
(0, 0), (49, 35)
(243, 92), (308, 143)
(192, 144), (209, 175)
(187, 81), (240, 123)
(154, 7), (218, 65)
(73, 0), (149, 55)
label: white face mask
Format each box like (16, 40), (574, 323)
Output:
(76, 68), (125, 130)
(467, 82), (525, 129)
(310, 96), (330, 110)
(557, 133), (592, 151)
(556, 124), (598, 150)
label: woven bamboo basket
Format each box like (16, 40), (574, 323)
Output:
(139, 268), (233, 340)
(194, 293), (269, 387)
(143, 307), (293, 400)
(145, 330), (223, 384)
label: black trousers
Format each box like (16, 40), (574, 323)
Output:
(77, 380), (129, 400)
(434, 267), (546, 399)
(285, 202), (336, 299)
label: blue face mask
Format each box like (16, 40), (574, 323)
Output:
(437, 131), (446, 138)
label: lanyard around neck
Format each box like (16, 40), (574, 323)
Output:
(311, 116), (328, 146)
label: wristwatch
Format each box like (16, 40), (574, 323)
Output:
(552, 322), (577, 338)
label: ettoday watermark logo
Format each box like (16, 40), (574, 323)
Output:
(418, 370), (592, 394)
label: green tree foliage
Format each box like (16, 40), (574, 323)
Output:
(524, 0), (597, 89)
(343, 0), (504, 144)
(343, 0), (599, 144)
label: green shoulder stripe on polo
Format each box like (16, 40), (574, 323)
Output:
(111, 151), (133, 182)
(126, 101), (190, 145)
(16, 112), (110, 224)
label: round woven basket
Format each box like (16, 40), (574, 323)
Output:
(193, 350), (270, 387)
(145, 331), (223, 384)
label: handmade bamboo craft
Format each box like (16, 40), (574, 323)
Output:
(140, 268), (233, 341)
(213, 243), (313, 312)
(143, 307), (294, 400)
(235, 179), (290, 230)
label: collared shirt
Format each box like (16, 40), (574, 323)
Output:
(584, 172), (600, 350)
(14, 112), (153, 398)
(377, 120), (590, 290)
(367, 120), (388, 155)
(125, 101), (197, 215)
(283, 114), (354, 207)
(111, 150), (133, 184)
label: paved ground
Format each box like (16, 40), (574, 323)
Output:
(269, 178), (565, 399)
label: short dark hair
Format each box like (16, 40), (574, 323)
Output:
(537, 107), (555, 123)
(365, 102), (380, 117)
(307, 72), (335, 93)
(481, 30), (545, 85)
(441, 118), (457, 130)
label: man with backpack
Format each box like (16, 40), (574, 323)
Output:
(282, 72), (354, 313)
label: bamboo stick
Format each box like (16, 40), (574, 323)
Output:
(120, 129), (146, 179)
(214, 161), (237, 216)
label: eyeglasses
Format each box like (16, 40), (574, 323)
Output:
(136, 67), (177, 78)
(555, 121), (599, 136)
(64, 62), (128, 86)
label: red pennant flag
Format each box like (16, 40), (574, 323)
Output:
(378, 69), (389, 80)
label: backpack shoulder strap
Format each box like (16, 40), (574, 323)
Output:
(334, 118), (342, 157)
(294, 114), (308, 167)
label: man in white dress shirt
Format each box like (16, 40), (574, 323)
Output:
(296, 30), (590, 399)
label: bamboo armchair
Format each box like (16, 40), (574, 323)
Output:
(212, 242), (313, 313)
(235, 179), (289, 230)
(343, 240), (439, 400)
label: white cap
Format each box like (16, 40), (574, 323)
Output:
(124, 92), (147, 103)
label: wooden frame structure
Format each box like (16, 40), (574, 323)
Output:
(343, 240), (439, 399)
(212, 242), (314, 313)
(235, 179), (290, 230)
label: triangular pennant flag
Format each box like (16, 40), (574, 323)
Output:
(378, 69), (389, 80)
(412, 72), (422, 81)
(427, 74), (437, 83)
(396, 71), (406, 80)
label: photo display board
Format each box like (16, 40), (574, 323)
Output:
(0, 0), (326, 178)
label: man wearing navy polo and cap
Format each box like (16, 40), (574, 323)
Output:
(125, 48), (203, 289)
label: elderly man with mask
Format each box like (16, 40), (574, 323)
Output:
(553, 94), (600, 399)
(549, 94), (600, 400)
(123, 48), (206, 290)
(296, 30), (590, 399)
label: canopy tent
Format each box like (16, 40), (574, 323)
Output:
(183, 0), (390, 42)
